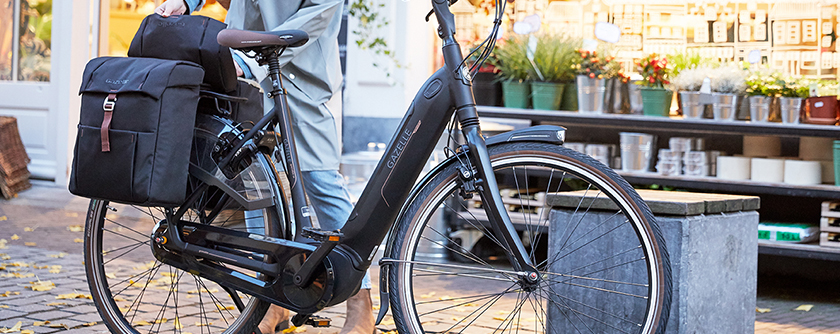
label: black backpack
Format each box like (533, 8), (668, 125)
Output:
(128, 14), (237, 94)
(69, 57), (204, 206)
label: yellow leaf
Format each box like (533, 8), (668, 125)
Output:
(380, 319), (394, 326)
(0, 305), (7, 308)
(9, 321), (21, 331)
(793, 304), (814, 311)
(28, 280), (55, 291)
(48, 253), (66, 259)
(47, 324), (69, 329)
(65, 213), (79, 218)
(0, 216), (6, 221)
(33, 321), (49, 326)
(174, 318), (183, 330)
(281, 326), (298, 333)
(21, 330), (33, 334)
(10, 235), (19, 240)
(45, 302), (66, 306)
(23, 227), (33, 232)
(24, 242), (36, 247)
(55, 293), (91, 300)
(756, 308), (771, 313)
(217, 305), (235, 311)
(73, 239), (83, 243)
(0, 255), (8, 260)
(294, 327), (306, 333)
(154, 318), (168, 324)
(67, 225), (83, 232)
(133, 321), (151, 326)
(106, 273), (117, 279)
(195, 322), (212, 327)
(420, 291), (436, 299)
(82, 322), (97, 327)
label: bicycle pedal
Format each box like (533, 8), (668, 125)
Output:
(291, 314), (331, 328)
(301, 227), (344, 242)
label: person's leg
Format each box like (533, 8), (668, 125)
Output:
(259, 170), (374, 333)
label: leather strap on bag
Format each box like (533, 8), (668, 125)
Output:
(101, 93), (117, 152)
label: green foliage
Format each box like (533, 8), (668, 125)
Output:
(493, 36), (531, 82)
(666, 51), (716, 76)
(531, 34), (580, 82)
(348, 0), (402, 75)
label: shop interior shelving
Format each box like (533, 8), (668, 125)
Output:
(477, 105), (840, 260)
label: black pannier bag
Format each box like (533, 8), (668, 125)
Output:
(128, 14), (237, 94)
(197, 79), (264, 128)
(69, 57), (204, 206)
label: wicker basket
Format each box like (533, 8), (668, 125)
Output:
(0, 116), (31, 199)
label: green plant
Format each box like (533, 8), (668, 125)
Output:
(348, 0), (402, 74)
(778, 78), (810, 98)
(635, 53), (670, 88)
(492, 36), (532, 82)
(530, 34), (580, 82)
(745, 66), (783, 96)
(666, 51), (717, 76)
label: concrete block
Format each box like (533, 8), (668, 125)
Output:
(547, 208), (758, 334)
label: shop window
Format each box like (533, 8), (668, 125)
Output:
(103, 0), (227, 57)
(0, 0), (51, 82)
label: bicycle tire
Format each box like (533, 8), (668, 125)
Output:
(388, 141), (671, 334)
(84, 115), (283, 334)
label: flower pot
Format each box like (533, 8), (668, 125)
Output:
(560, 82), (578, 111)
(576, 75), (606, 114)
(805, 96), (839, 125)
(639, 87), (672, 117)
(712, 93), (738, 121)
(749, 96), (772, 122)
(779, 97), (804, 124)
(530, 82), (565, 110)
(679, 91), (704, 119)
(736, 95), (750, 120)
(502, 80), (530, 109)
(473, 72), (502, 106)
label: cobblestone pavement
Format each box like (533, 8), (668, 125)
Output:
(0, 184), (838, 334)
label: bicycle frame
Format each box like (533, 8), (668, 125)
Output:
(154, 0), (538, 315)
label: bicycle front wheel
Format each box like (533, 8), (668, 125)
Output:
(84, 115), (284, 334)
(388, 141), (671, 334)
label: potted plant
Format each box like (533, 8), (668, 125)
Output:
(635, 53), (672, 117)
(709, 64), (747, 121)
(572, 49), (616, 113)
(671, 65), (711, 118)
(745, 66), (782, 122)
(777, 78), (810, 124)
(493, 36), (532, 109)
(529, 34), (576, 110)
(804, 80), (839, 125)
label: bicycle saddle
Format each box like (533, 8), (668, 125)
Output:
(217, 29), (309, 49)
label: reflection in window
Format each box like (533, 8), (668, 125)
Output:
(1, 0), (12, 80)
(19, 0), (50, 82)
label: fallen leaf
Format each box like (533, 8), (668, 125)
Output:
(0, 305), (7, 308)
(380, 319), (394, 326)
(195, 322), (212, 327)
(73, 239), (83, 243)
(45, 302), (66, 306)
(0, 321), (22, 333)
(281, 326), (298, 334)
(23, 227), (33, 232)
(21, 330), (33, 334)
(133, 321), (151, 327)
(48, 253), (66, 259)
(794, 304), (814, 312)
(420, 292), (436, 299)
(187, 288), (219, 294)
(10, 235), (19, 240)
(27, 280), (55, 291)
(82, 322), (97, 327)
(24, 242), (36, 247)
(154, 318), (168, 324)
(66, 225), (83, 232)
(174, 317), (183, 330)
(0, 216), (6, 221)
(0, 255), (8, 260)
(106, 273), (117, 279)
(65, 213), (79, 218)
(493, 316), (507, 321)
(46, 324), (69, 330)
(55, 293), (91, 300)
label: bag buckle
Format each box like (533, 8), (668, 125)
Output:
(103, 95), (117, 111)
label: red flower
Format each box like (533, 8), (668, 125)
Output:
(589, 73), (596, 78)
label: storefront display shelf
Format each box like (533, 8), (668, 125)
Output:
(618, 172), (840, 199)
(758, 241), (840, 262)
(477, 106), (840, 138)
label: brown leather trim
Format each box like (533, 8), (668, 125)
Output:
(101, 93), (117, 152)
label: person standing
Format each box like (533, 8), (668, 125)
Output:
(154, 1), (376, 333)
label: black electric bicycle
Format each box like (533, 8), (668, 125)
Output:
(83, 1), (672, 333)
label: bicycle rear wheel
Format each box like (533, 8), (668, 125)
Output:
(388, 142), (671, 334)
(84, 115), (283, 334)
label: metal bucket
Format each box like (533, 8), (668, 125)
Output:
(712, 93), (738, 121)
(585, 144), (611, 166)
(749, 96), (771, 122)
(620, 132), (655, 172)
(780, 97), (803, 124)
(576, 75), (606, 114)
(679, 91), (704, 119)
